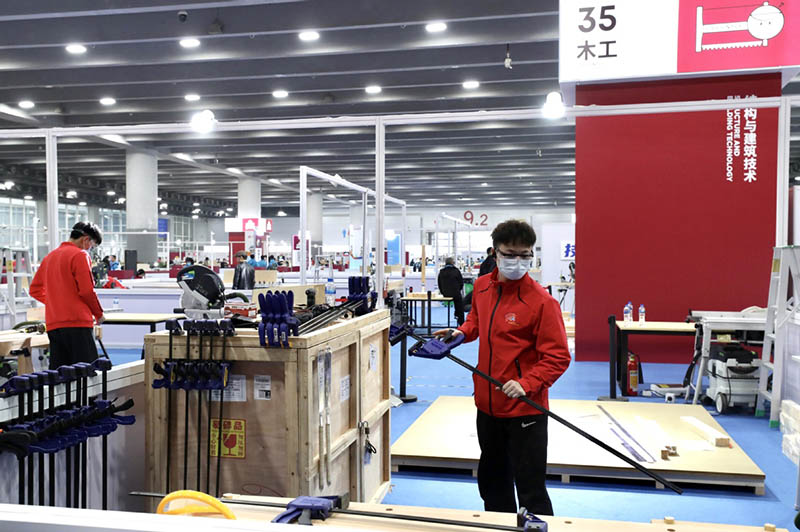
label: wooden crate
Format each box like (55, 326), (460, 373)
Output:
(144, 309), (391, 504)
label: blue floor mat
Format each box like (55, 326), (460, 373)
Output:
(385, 306), (798, 530)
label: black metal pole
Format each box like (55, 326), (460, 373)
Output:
(102, 366), (108, 510)
(443, 353), (683, 494)
(65, 378), (72, 507)
(17, 388), (26, 505)
(398, 334), (416, 403)
(609, 315), (617, 399)
(26, 384), (34, 505)
(81, 369), (88, 509)
(73, 375), (80, 508)
(205, 326), (213, 495)
(166, 327), (174, 495)
(215, 328), (227, 498)
(37, 380), (45, 505)
(48, 376), (55, 506)
(196, 325), (204, 493)
(183, 322), (192, 490)
(427, 291), (432, 336)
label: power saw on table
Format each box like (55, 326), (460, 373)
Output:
(174, 264), (228, 320)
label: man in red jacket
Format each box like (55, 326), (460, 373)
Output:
(30, 222), (105, 369)
(435, 219), (570, 515)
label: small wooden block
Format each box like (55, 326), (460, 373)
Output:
(764, 524), (776, 531)
(664, 516), (675, 524)
(661, 449), (670, 460)
(681, 416), (730, 447)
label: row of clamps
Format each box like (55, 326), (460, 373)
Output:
(258, 290), (300, 348)
(152, 359), (231, 390)
(347, 277), (377, 316)
(0, 359), (112, 400)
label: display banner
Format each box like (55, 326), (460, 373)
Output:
(560, 0), (799, 84)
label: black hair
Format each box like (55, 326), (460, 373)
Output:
(269, 255), (275, 260)
(185, 257), (195, 264)
(486, 247), (493, 255)
(70, 221), (103, 245)
(491, 219), (536, 249)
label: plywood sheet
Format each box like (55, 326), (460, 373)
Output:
(391, 397), (764, 490)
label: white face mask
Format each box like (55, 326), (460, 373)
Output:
(497, 256), (532, 281)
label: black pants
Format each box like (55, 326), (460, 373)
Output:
(452, 293), (465, 325)
(47, 327), (98, 370)
(476, 410), (552, 515)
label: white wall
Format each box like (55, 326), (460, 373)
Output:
(541, 222), (576, 314)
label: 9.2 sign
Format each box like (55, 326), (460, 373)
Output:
(463, 210), (488, 227)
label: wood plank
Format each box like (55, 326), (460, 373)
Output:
(616, 321), (697, 333)
(391, 397), (764, 491)
(220, 495), (788, 531)
(104, 312), (185, 324)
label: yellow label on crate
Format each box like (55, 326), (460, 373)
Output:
(210, 418), (246, 459)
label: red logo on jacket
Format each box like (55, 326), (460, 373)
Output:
(505, 313), (517, 325)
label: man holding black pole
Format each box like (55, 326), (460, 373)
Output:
(30, 221), (105, 369)
(435, 219), (570, 515)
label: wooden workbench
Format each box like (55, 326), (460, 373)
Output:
(205, 494), (785, 531)
(391, 396), (765, 494)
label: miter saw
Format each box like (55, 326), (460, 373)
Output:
(174, 264), (227, 319)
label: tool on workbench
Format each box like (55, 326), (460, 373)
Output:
(133, 491), (544, 531)
(175, 265), (227, 320)
(407, 329), (683, 494)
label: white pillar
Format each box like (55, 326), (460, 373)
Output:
(45, 132), (58, 252)
(125, 151), (158, 263)
(237, 177), (261, 218)
(308, 192), (323, 263)
(375, 117), (386, 307)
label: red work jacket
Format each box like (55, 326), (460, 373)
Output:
(30, 242), (104, 330)
(458, 269), (571, 418)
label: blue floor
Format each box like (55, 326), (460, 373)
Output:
(385, 307), (798, 530)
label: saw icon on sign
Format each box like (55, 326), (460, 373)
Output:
(695, 2), (784, 52)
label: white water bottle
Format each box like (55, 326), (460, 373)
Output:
(638, 303), (646, 325)
(325, 278), (336, 305)
(623, 301), (632, 322)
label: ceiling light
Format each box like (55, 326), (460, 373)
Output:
(192, 208), (201, 214)
(179, 38), (201, 48)
(78, 201), (87, 206)
(192, 214), (199, 219)
(106, 190), (116, 196)
(23, 195), (32, 200)
(184, 93), (201, 102)
(425, 22), (447, 33)
(173, 153), (194, 161)
(118, 197), (126, 204)
(193, 202), (200, 207)
(157, 197), (162, 201)
(66, 190), (77, 198)
(269, 178), (281, 184)
(226, 207), (233, 212)
(99, 97), (116, 106)
(349, 200), (356, 205)
(161, 210), (168, 216)
(160, 203), (168, 209)
(462, 80), (480, 90)
(65, 43), (87, 54)
(365, 85), (382, 95)
(272, 89), (289, 99)
(542, 91), (566, 119)
(298, 31), (320, 41)
(277, 210), (287, 217)
(327, 193), (336, 199)
(481, 182), (488, 187)
(190, 109), (216, 133)
(227, 167), (242, 174)
(3, 181), (13, 189)
(18, 100), (34, 110)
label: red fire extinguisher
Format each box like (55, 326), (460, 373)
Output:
(626, 353), (639, 396)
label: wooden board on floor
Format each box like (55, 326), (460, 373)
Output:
(391, 396), (765, 494)
(215, 494), (787, 531)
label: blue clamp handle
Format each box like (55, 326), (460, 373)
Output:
(272, 496), (338, 524)
(408, 332), (466, 360)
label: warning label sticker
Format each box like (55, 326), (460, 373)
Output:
(210, 418), (246, 459)
(254, 375), (272, 400)
(210, 374), (246, 402)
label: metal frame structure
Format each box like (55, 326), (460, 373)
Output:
(0, 95), (792, 312)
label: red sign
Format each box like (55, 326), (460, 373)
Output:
(242, 218), (259, 232)
(678, 0), (800, 75)
(265, 218), (273, 233)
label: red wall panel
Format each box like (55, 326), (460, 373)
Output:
(575, 74), (781, 362)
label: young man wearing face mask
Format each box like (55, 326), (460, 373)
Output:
(434, 219), (570, 515)
(30, 221), (105, 369)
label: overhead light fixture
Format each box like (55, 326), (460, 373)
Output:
(268, 178), (281, 184)
(173, 153), (194, 162)
(226, 207), (233, 212)
(481, 182), (488, 187)
(298, 30), (320, 41)
(349, 200), (356, 205)
(99, 97), (116, 106)
(276, 210), (287, 217)
(23, 195), (32, 200)
(106, 190), (116, 196)
(184, 93), (201, 102)
(18, 100), (35, 110)
(157, 196), (162, 201)
(365, 85), (382, 95)
(190, 109), (216, 133)
(161, 210), (168, 216)
(179, 38), (200, 48)
(462, 80), (480, 90)
(542, 91), (566, 119)
(3, 181), (13, 189)
(118, 197), (126, 204)
(193, 202), (200, 207)
(192, 208), (201, 214)
(78, 201), (87, 206)
(425, 22), (447, 33)
(65, 43), (87, 54)
(192, 214), (199, 219)
(227, 167), (242, 174)
(66, 190), (77, 198)
(272, 89), (289, 99)
(160, 203), (168, 209)
(327, 193), (336, 199)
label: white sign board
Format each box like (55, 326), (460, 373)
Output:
(560, 240), (576, 261)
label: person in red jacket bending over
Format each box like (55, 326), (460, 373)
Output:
(30, 221), (105, 369)
(434, 219), (570, 516)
